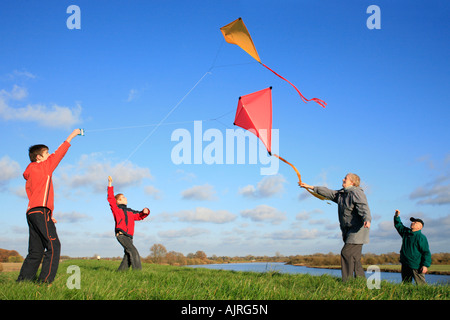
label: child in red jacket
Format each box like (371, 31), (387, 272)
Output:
(107, 176), (150, 271)
(17, 129), (81, 284)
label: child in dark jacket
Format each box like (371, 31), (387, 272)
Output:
(107, 176), (150, 271)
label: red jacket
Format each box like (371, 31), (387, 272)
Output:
(23, 141), (71, 214)
(107, 186), (149, 238)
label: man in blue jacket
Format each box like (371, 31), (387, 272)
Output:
(394, 210), (431, 285)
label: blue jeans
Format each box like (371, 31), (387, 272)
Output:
(116, 233), (142, 271)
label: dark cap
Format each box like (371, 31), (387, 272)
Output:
(410, 217), (424, 226)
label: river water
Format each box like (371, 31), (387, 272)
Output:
(188, 262), (449, 285)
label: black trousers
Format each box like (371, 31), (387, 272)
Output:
(116, 233), (142, 271)
(341, 243), (365, 282)
(17, 207), (61, 283)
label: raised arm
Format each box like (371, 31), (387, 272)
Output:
(393, 210), (407, 235)
(66, 128), (81, 144)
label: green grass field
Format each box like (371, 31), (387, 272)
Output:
(0, 260), (448, 300)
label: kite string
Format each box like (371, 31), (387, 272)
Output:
(104, 70), (214, 178)
(111, 38), (230, 171)
(85, 120), (208, 133)
(88, 40), (231, 135)
(121, 70), (212, 164)
(209, 38), (225, 71)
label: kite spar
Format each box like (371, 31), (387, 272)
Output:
(234, 87), (327, 201)
(221, 18), (326, 108)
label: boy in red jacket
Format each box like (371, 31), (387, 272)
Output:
(17, 129), (81, 284)
(107, 176), (150, 271)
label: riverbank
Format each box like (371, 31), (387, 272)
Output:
(293, 264), (450, 275)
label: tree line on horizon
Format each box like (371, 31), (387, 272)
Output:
(2, 246), (449, 267)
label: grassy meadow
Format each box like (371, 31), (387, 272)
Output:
(0, 259), (448, 300)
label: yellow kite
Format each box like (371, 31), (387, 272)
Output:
(220, 18), (326, 108)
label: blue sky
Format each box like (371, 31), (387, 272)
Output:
(1, 0), (449, 259)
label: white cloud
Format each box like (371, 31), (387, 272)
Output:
(181, 184), (217, 201)
(409, 155), (450, 205)
(126, 84), (149, 102)
(54, 211), (92, 223)
(0, 85), (82, 129)
(158, 227), (209, 238)
(1, 85), (28, 100)
(145, 185), (162, 200)
(240, 204), (286, 224)
(175, 207), (236, 224)
(239, 175), (286, 198)
(59, 153), (152, 193)
(11, 186), (27, 198)
(370, 213), (450, 247)
(4, 70), (36, 81)
(175, 169), (196, 182)
(410, 184), (450, 205)
(268, 229), (321, 240)
(127, 89), (139, 102)
(0, 155), (21, 186)
(295, 209), (324, 221)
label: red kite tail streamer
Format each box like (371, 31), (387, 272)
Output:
(261, 63), (327, 108)
(272, 153), (329, 202)
(272, 154), (302, 183)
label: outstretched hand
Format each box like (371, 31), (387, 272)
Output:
(299, 182), (313, 190)
(66, 128), (81, 143)
(108, 176), (113, 187)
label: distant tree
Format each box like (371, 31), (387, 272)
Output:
(166, 251), (187, 266)
(194, 250), (207, 260)
(7, 256), (23, 263)
(0, 249), (23, 262)
(432, 252), (450, 264)
(149, 244), (167, 263)
(187, 253), (195, 259)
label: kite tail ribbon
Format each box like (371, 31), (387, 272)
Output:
(261, 63), (327, 108)
(272, 153), (328, 201)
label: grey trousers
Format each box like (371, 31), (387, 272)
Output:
(116, 233), (142, 271)
(341, 243), (365, 282)
(401, 264), (427, 285)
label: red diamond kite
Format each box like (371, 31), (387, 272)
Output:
(234, 87), (327, 201)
